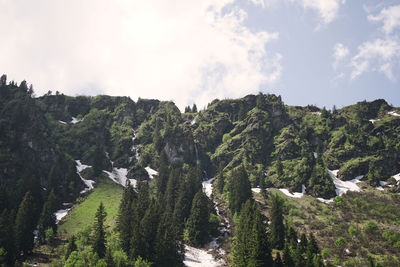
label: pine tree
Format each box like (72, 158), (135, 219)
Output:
(283, 243), (295, 267)
(184, 191), (210, 247)
(139, 199), (161, 261)
(93, 202), (107, 258)
(38, 190), (57, 244)
(117, 181), (136, 253)
(270, 194), (285, 250)
(232, 200), (272, 267)
(228, 165), (252, 214)
(164, 169), (181, 212)
(104, 247), (114, 267)
(14, 191), (35, 258)
(214, 163), (225, 194)
(65, 235), (77, 259)
(156, 152), (169, 194)
(192, 104), (197, 113)
(0, 209), (15, 265)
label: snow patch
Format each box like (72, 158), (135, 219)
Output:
(328, 169), (363, 196)
(376, 186), (385, 191)
(75, 160), (95, 194)
(313, 152), (318, 159)
(251, 188), (261, 193)
(311, 111), (321, 116)
(388, 111), (400, 117)
(58, 120), (67, 125)
(392, 173), (400, 182)
(184, 245), (223, 267)
(71, 117), (83, 124)
(145, 166), (158, 179)
(202, 178), (214, 198)
(191, 117), (197, 125)
(369, 119), (379, 124)
(55, 208), (71, 224)
(103, 167), (137, 188)
(379, 180), (387, 187)
(279, 184), (306, 198)
(317, 197), (334, 204)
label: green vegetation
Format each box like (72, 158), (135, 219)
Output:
(58, 179), (123, 237)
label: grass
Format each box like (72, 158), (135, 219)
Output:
(58, 177), (123, 238)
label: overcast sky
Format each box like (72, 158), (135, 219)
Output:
(1, 0), (400, 110)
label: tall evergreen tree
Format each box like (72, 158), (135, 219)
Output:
(270, 194), (285, 250)
(232, 200), (272, 267)
(93, 202), (107, 258)
(184, 191), (210, 247)
(0, 209), (15, 265)
(156, 152), (170, 195)
(65, 235), (77, 259)
(214, 163), (225, 194)
(228, 165), (252, 214)
(37, 189), (57, 244)
(14, 191), (35, 258)
(117, 181), (136, 253)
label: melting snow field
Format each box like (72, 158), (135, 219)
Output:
(329, 170), (363, 196)
(71, 117), (83, 124)
(104, 167), (137, 188)
(279, 184), (306, 198)
(388, 111), (400, 117)
(55, 208), (71, 224)
(145, 166), (158, 179)
(251, 188), (261, 193)
(202, 178), (214, 198)
(76, 160), (95, 194)
(184, 245), (222, 267)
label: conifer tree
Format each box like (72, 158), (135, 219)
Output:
(14, 191), (35, 258)
(156, 152), (170, 194)
(184, 191), (210, 247)
(214, 163), (225, 194)
(117, 181), (136, 253)
(37, 189), (57, 244)
(0, 209), (15, 265)
(93, 202), (107, 258)
(192, 104), (197, 113)
(65, 235), (77, 259)
(270, 194), (285, 250)
(283, 243), (295, 267)
(164, 169), (181, 212)
(232, 200), (272, 267)
(274, 252), (284, 267)
(228, 165), (252, 214)
(139, 199), (161, 261)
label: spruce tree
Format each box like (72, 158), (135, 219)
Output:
(156, 152), (169, 194)
(0, 209), (15, 265)
(93, 202), (107, 258)
(184, 191), (210, 247)
(14, 191), (35, 258)
(214, 163), (225, 194)
(232, 200), (272, 267)
(65, 235), (77, 259)
(270, 194), (285, 250)
(37, 189), (57, 244)
(228, 165), (252, 214)
(274, 252), (284, 267)
(117, 181), (136, 253)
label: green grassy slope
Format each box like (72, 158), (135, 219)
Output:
(58, 178), (123, 238)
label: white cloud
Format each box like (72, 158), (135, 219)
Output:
(368, 5), (400, 35)
(332, 43), (349, 69)
(294, 0), (346, 25)
(351, 38), (400, 80)
(0, 0), (280, 110)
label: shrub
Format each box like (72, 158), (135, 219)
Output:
(321, 248), (331, 259)
(335, 237), (347, 248)
(364, 221), (378, 233)
(348, 226), (357, 237)
(334, 196), (343, 207)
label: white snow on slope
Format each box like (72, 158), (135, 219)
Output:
(75, 160), (95, 194)
(103, 167), (137, 188)
(388, 111), (400, 117)
(58, 120), (67, 124)
(252, 188), (261, 193)
(145, 166), (158, 179)
(369, 119), (379, 124)
(71, 117), (83, 124)
(313, 152), (318, 158)
(329, 169), (363, 196)
(55, 208), (71, 224)
(392, 173), (400, 182)
(184, 245), (222, 267)
(317, 170), (363, 203)
(311, 111), (321, 116)
(279, 184), (306, 198)
(202, 178), (214, 198)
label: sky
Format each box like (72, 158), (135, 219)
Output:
(0, 0), (399, 110)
